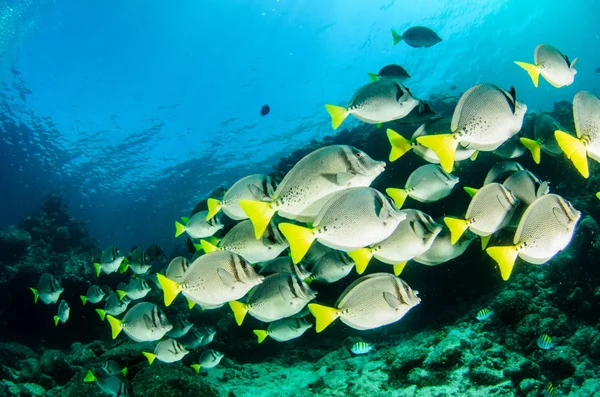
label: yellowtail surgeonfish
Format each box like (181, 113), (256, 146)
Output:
(83, 370), (130, 397)
(386, 164), (459, 209)
(483, 161), (524, 185)
(413, 224), (476, 266)
(253, 317), (312, 343)
(515, 44), (577, 88)
(554, 90), (600, 178)
(165, 315), (193, 339)
(142, 338), (189, 365)
(309, 273), (420, 332)
(229, 272), (317, 325)
(157, 250), (263, 308)
(279, 187), (405, 264)
(30, 273), (63, 304)
(106, 302), (172, 342)
(503, 170), (549, 207)
(117, 279), (151, 301)
(53, 299), (70, 326)
(174, 210), (223, 239)
(124, 247), (152, 276)
(94, 245), (125, 277)
(349, 209), (442, 275)
(445, 183), (519, 249)
(240, 145), (385, 238)
(164, 256), (190, 283)
(416, 83), (526, 173)
(200, 220), (288, 264)
(190, 350), (224, 373)
(391, 26), (442, 48)
(95, 293), (131, 321)
(520, 113), (565, 164)
(324, 80), (420, 130)
(368, 64), (411, 83)
(80, 285), (105, 305)
(258, 257), (311, 280)
(206, 174), (279, 221)
(486, 194), (580, 280)
(305, 251), (355, 284)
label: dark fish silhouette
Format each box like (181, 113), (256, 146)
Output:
(260, 105), (270, 116)
(596, 67), (600, 73)
(449, 85), (457, 91)
(391, 26), (442, 48)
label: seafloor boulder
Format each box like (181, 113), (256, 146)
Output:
(0, 226), (31, 265)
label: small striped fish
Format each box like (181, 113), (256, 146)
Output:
(351, 342), (375, 355)
(542, 381), (555, 396)
(476, 309), (493, 321)
(537, 334), (555, 350)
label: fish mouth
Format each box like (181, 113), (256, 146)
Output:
(375, 161), (386, 174)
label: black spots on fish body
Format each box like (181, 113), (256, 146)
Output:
(260, 104), (270, 116)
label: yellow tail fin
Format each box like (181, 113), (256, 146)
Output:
(554, 130), (589, 178)
(253, 329), (269, 344)
(278, 223), (316, 264)
(190, 364), (201, 374)
(347, 248), (374, 275)
(106, 315), (123, 339)
(80, 295), (87, 305)
(324, 104), (349, 130)
(93, 263), (102, 278)
(393, 262), (407, 276)
(229, 300), (249, 326)
(486, 245), (519, 281)
(200, 239), (219, 254)
(30, 288), (39, 304)
(142, 352), (156, 365)
(387, 128), (413, 162)
(596, 192), (600, 200)
(83, 370), (96, 383)
(514, 61), (540, 87)
(391, 29), (403, 45)
(53, 315), (60, 326)
(416, 134), (459, 173)
(187, 298), (196, 310)
(239, 199), (276, 239)
(156, 273), (182, 306)
(385, 188), (409, 209)
(206, 198), (222, 221)
(95, 309), (106, 321)
(480, 235), (491, 250)
(308, 303), (340, 333)
(520, 137), (542, 164)
(367, 72), (379, 82)
(174, 221), (186, 238)
(444, 217), (470, 245)
(463, 186), (479, 198)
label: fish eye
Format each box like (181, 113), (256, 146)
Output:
(355, 152), (364, 158)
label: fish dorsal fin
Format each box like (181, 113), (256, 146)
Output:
(322, 172), (355, 186)
(394, 82), (405, 102)
(217, 268), (236, 287)
(569, 57), (578, 69)
(504, 86), (517, 115)
(383, 291), (403, 309)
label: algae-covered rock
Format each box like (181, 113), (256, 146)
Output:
(0, 226), (31, 265)
(132, 364), (218, 397)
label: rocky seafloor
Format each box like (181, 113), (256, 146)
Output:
(1, 94), (600, 397)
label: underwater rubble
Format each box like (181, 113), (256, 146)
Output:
(1, 95), (599, 396)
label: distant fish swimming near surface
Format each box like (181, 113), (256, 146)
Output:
(260, 104), (270, 116)
(391, 26), (442, 48)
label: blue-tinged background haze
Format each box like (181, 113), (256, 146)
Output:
(0, 0), (597, 253)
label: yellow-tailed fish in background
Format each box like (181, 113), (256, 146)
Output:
(515, 44), (577, 88)
(386, 164), (458, 209)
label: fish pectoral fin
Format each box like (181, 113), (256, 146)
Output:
(570, 57), (578, 69)
(321, 172), (355, 186)
(536, 181), (550, 198)
(383, 291), (403, 309)
(217, 268), (236, 287)
(347, 248), (374, 275)
(444, 217), (470, 245)
(520, 137), (542, 164)
(486, 246), (519, 281)
(387, 128), (413, 162)
(308, 303), (339, 333)
(324, 104), (349, 130)
(206, 198), (223, 221)
(393, 262), (407, 276)
(229, 301), (249, 326)
(156, 273), (182, 306)
(253, 329), (269, 344)
(554, 130), (589, 178)
(278, 223), (316, 264)
(514, 61), (540, 87)
(239, 199), (277, 239)
(415, 133), (458, 173)
(142, 352), (156, 365)
(385, 188), (409, 209)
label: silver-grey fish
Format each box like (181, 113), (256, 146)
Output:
(391, 26), (442, 48)
(445, 183), (519, 244)
(229, 272), (317, 325)
(101, 360), (127, 377)
(84, 371), (129, 397)
(483, 161), (525, 185)
(80, 285), (105, 305)
(143, 338), (188, 364)
(279, 187), (405, 264)
(157, 250), (264, 308)
(307, 251), (355, 284)
(95, 293), (131, 321)
(309, 273), (420, 332)
(30, 273), (63, 305)
(175, 210), (223, 239)
(349, 209), (442, 275)
(180, 326), (216, 349)
(417, 83), (527, 173)
(487, 194), (580, 280)
(520, 113), (564, 163)
(207, 174), (279, 221)
(503, 170), (549, 207)
(492, 133), (526, 159)
(200, 220), (288, 264)
(386, 164), (459, 208)
(126, 248), (151, 275)
(258, 256), (311, 280)
(165, 315), (193, 339)
(368, 64), (411, 83)
(54, 300), (70, 326)
(515, 44), (577, 88)
(253, 317), (312, 343)
(325, 80), (420, 129)
(165, 256), (190, 283)
(240, 145), (385, 237)
(119, 279), (151, 301)
(106, 302), (172, 342)
(413, 224), (476, 266)
(191, 350), (223, 373)
(95, 245), (125, 277)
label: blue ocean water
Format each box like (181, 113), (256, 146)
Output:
(1, 0), (597, 252)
